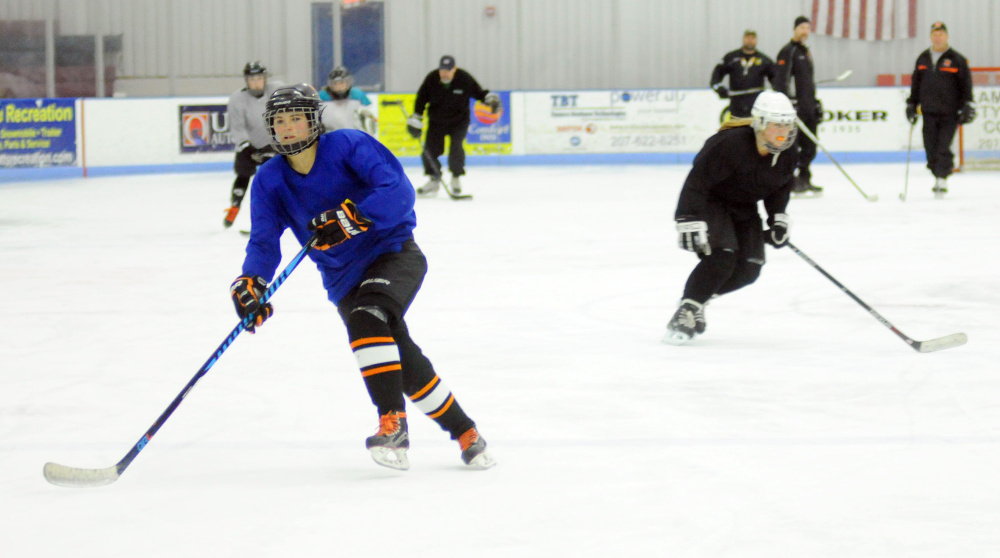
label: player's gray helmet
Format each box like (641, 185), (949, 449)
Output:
(327, 66), (353, 100)
(751, 91), (798, 154)
(263, 83), (323, 156)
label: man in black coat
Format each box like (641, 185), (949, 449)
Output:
(906, 21), (976, 198)
(407, 55), (501, 196)
(773, 16), (823, 196)
(710, 30), (776, 119)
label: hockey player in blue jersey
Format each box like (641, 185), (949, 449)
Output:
(229, 83), (494, 470)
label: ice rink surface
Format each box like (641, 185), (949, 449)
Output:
(2, 162), (999, 557)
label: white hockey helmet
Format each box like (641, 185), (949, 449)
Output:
(751, 91), (798, 154)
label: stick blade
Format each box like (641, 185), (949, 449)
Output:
(43, 462), (120, 488)
(916, 333), (968, 353)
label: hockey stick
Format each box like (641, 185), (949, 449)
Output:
(795, 117), (879, 202)
(900, 121), (916, 201)
(786, 242), (967, 353)
(379, 99), (472, 200)
(43, 234), (319, 487)
(815, 69), (853, 85)
(729, 87), (764, 97)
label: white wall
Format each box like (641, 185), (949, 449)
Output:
(3, 0), (998, 96)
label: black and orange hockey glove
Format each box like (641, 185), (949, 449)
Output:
(307, 200), (373, 250)
(230, 275), (273, 333)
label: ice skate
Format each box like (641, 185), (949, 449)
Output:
(450, 176), (463, 194)
(932, 177), (948, 199)
(791, 176), (823, 198)
(458, 427), (496, 469)
(365, 411), (410, 470)
(416, 177), (442, 197)
(663, 299), (703, 345)
(223, 205), (240, 228)
(694, 302), (707, 335)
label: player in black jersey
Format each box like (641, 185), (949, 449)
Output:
(664, 91), (798, 345)
(710, 30), (776, 119)
(774, 16), (823, 196)
(906, 21), (975, 198)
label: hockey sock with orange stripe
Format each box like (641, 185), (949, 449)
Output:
(348, 308), (404, 415)
(405, 373), (475, 439)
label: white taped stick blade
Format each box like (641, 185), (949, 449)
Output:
(43, 462), (119, 487)
(917, 333), (968, 353)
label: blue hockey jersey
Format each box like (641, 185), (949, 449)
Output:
(242, 130), (417, 303)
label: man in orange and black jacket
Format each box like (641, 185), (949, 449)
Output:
(906, 21), (975, 197)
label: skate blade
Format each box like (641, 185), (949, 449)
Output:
(465, 451), (497, 470)
(370, 447), (410, 470)
(661, 331), (692, 345)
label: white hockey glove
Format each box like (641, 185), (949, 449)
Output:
(406, 115), (423, 139)
(676, 216), (711, 255)
(765, 213), (791, 248)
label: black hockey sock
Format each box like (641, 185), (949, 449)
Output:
(231, 175), (251, 207)
(393, 323), (475, 438)
(404, 374), (475, 439)
(716, 260), (763, 296)
(347, 308), (405, 415)
(683, 250), (738, 303)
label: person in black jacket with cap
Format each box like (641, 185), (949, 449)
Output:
(773, 16), (823, 196)
(906, 21), (976, 198)
(710, 30), (776, 120)
(407, 55), (501, 197)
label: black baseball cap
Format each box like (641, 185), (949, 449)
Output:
(439, 55), (456, 70)
(930, 21), (947, 33)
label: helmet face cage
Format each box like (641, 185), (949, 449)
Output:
(327, 67), (353, 100)
(751, 92), (798, 154)
(264, 84), (323, 155)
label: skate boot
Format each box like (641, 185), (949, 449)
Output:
(694, 302), (707, 335)
(932, 177), (948, 199)
(662, 298), (703, 345)
(365, 411), (410, 470)
(458, 427), (496, 469)
(223, 205), (240, 228)
(416, 177), (442, 197)
(450, 176), (463, 194)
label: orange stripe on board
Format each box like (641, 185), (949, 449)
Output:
(350, 336), (395, 349)
(940, 67), (959, 73)
(427, 395), (454, 419)
(409, 376), (440, 400)
(361, 363), (402, 377)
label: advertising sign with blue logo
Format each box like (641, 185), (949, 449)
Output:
(179, 105), (234, 153)
(0, 98), (77, 168)
(466, 91), (511, 155)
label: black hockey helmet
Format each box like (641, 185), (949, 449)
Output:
(327, 66), (354, 100)
(263, 83), (323, 155)
(243, 61), (267, 77)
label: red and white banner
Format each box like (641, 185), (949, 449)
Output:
(810, 0), (917, 40)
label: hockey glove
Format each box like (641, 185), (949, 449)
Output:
(905, 103), (919, 125)
(484, 92), (502, 113)
(676, 216), (711, 256)
(815, 99), (824, 120)
(231, 275), (273, 333)
(307, 200), (373, 250)
(959, 102), (976, 125)
(406, 114), (423, 139)
(712, 84), (729, 99)
(765, 213), (791, 248)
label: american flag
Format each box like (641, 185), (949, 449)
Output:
(810, 0), (918, 40)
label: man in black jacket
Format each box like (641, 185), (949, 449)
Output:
(407, 55), (501, 196)
(773, 16), (823, 196)
(906, 21), (976, 198)
(710, 30), (776, 119)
